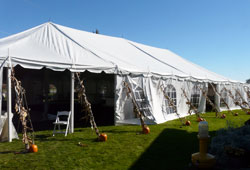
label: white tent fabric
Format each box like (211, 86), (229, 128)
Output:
(115, 75), (208, 124)
(0, 22), (240, 82)
(0, 65), (2, 116)
(0, 22), (248, 126)
(0, 112), (19, 141)
(0, 58), (19, 141)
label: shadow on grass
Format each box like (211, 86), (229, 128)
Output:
(0, 151), (16, 154)
(0, 150), (32, 155)
(101, 129), (141, 134)
(34, 134), (99, 143)
(34, 134), (77, 142)
(129, 128), (216, 170)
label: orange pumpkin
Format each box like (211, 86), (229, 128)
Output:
(29, 144), (38, 153)
(197, 117), (204, 122)
(99, 133), (108, 142)
(221, 114), (226, 119)
(185, 120), (191, 126)
(143, 126), (150, 134)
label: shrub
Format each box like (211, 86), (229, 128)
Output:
(210, 121), (250, 168)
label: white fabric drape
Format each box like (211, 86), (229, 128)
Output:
(0, 66), (2, 116)
(115, 75), (207, 125)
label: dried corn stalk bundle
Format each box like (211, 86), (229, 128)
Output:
(123, 81), (147, 129)
(11, 69), (34, 150)
(197, 86), (221, 117)
(243, 87), (250, 100)
(226, 88), (250, 113)
(75, 73), (100, 137)
(209, 83), (234, 116)
(234, 89), (250, 108)
(160, 85), (184, 125)
(181, 88), (201, 118)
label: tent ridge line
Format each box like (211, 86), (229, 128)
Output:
(127, 41), (187, 75)
(49, 23), (116, 67)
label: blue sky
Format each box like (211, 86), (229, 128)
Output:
(0, 0), (250, 82)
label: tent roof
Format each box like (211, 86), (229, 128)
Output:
(0, 22), (236, 82)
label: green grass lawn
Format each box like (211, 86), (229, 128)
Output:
(0, 110), (249, 170)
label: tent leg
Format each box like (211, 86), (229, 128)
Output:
(215, 84), (221, 112)
(7, 66), (12, 142)
(0, 67), (3, 116)
(70, 72), (74, 133)
(113, 74), (117, 125)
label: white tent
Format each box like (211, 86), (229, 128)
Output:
(0, 22), (249, 141)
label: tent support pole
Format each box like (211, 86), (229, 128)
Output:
(113, 74), (117, 125)
(70, 72), (74, 133)
(7, 65), (12, 142)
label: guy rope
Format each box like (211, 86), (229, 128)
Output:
(75, 73), (107, 141)
(123, 81), (150, 134)
(181, 88), (201, 118)
(160, 85), (184, 125)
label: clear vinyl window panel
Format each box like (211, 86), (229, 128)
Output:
(220, 88), (228, 107)
(191, 85), (200, 108)
(248, 91), (250, 106)
(164, 84), (177, 114)
(245, 87), (250, 105)
(235, 92), (242, 104)
(133, 85), (151, 117)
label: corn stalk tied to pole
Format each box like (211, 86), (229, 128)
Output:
(160, 85), (184, 125)
(225, 88), (250, 113)
(243, 87), (250, 100)
(181, 88), (200, 118)
(75, 72), (100, 137)
(197, 86), (221, 117)
(234, 89), (250, 109)
(123, 81), (147, 129)
(11, 69), (34, 150)
(209, 83), (234, 116)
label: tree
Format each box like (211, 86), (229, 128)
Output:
(246, 79), (250, 84)
(93, 29), (99, 34)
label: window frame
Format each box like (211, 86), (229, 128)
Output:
(220, 88), (228, 108)
(164, 84), (177, 114)
(190, 85), (201, 109)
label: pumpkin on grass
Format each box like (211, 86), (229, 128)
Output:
(185, 120), (191, 126)
(29, 144), (38, 153)
(98, 133), (108, 142)
(221, 114), (226, 119)
(142, 126), (150, 134)
(197, 117), (205, 122)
